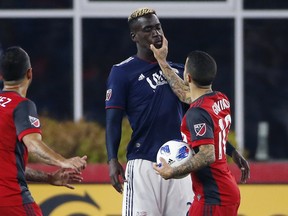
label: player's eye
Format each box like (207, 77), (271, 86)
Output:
(143, 27), (152, 32)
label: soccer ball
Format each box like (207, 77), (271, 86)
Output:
(156, 139), (193, 179)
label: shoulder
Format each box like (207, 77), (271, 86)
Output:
(168, 61), (184, 70)
(109, 56), (136, 76)
(187, 107), (210, 118)
(215, 91), (229, 100)
(15, 99), (37, 112)
(185, 107), (213, 128)
(113, 56), (136, 70)
(168, 61), (184, 76)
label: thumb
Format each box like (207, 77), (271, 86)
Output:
(150, 44), (156, 51)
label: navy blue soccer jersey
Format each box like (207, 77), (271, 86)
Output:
(0, 91), (41, 206)
(105, 56), (185, 161)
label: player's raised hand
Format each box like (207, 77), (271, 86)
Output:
(48, 168), (83, 189)
(108, 158), (126, 194)
(62, 155), (87, 172)
(150, 35), (168, 63)
(153, 157), (174, 180)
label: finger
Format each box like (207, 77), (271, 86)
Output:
(245, 169), (250, 182)
(121, 170), (126, 181)
(74, 162), (86, 172)
(111, 175), (122, 192)
(65, 184), (75, 190)
(70, 175), (83, 182)
(150, 44), (156, 51)
(65, 169), (78, 175)
(240, 168), (246, 183)
(152, 163), (161, 174)
(113, 182), (123, 194)
(74, 165), (82, 172)
(152, 163), (158, 170)
(162, 35), (168, 47)
(241, 168), (250, 184)
(159, 157), (168, 165)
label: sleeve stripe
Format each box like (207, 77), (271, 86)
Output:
(18, 128), (42, 141)
(193, 138), (214, 147)
(105, 106), (125, 110)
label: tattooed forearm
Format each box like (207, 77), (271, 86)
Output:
(159, 62), (192, 104)
(25, 167), (48, 182)
(172, 145), (216, 178)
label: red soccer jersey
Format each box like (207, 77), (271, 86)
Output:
(0, 91), (41, 206)
(181, 91), (240, 206)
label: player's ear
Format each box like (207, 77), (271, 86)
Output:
(187, 74), (192, 83)
(130, 32), (136, 41)
(26, 68), (32, 80)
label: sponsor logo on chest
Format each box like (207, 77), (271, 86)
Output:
(139, 70), (168, 90)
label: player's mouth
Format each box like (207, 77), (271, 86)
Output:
(153, 39), (163, 48)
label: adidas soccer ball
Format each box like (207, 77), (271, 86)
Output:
(156, 140), (193, 179)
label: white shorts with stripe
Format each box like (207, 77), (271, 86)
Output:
(122, 159), (194, 216)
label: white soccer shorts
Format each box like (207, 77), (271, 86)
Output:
(122, 159), (194, 216)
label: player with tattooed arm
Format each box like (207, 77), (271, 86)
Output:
(106, 8), (249, 216)
(152, 36), (249, 215)
(0, 46), (87, 216)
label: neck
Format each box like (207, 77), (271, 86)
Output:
(136, 48), (156, 62)
(190, 84), (212, 102)
(3, 81), (28, 97)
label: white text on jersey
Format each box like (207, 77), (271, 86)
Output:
(212, 98), (230, 115)
(0, 96), (12, 107)
(146, 70), (168, 90)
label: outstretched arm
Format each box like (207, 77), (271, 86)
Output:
(23, 133), (87, 172)
(25, 167), (83, 189)
(150, 35), (192, 104)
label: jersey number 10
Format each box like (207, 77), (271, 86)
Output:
(218, 114), (231, 160)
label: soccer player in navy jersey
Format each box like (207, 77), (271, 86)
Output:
(106, 7), (249, 216)
(152, 36), (249, 215)
(106, 7), (193, 216)
(0, 46), (87, 216)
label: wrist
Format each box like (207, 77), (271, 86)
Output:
(107, 158), (118, 164)
(47, 173), (54, 185)
(226, 142), (236, 157)
(158, 59), (169, 67)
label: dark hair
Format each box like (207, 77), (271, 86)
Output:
(0, 46), (31, 81)
(128, 7), (157, 30)
(186, 51), (217, 86)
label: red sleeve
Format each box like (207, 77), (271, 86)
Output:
(18, 128), (42, 141)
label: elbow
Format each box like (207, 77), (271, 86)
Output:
(206, 148), (216, 165)
(209, 153), (216, 164)
(25, 141), (38, 154)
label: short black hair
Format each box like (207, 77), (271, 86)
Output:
(186, 51), (217, 86)
(0, 46), (31, 81)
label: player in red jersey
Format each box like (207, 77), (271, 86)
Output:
(152, 36), (249, 216)
(0, 46), (87, 216)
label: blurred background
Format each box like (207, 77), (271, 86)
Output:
(0, 0), (287, 161)
(1, 0), (288, 215)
